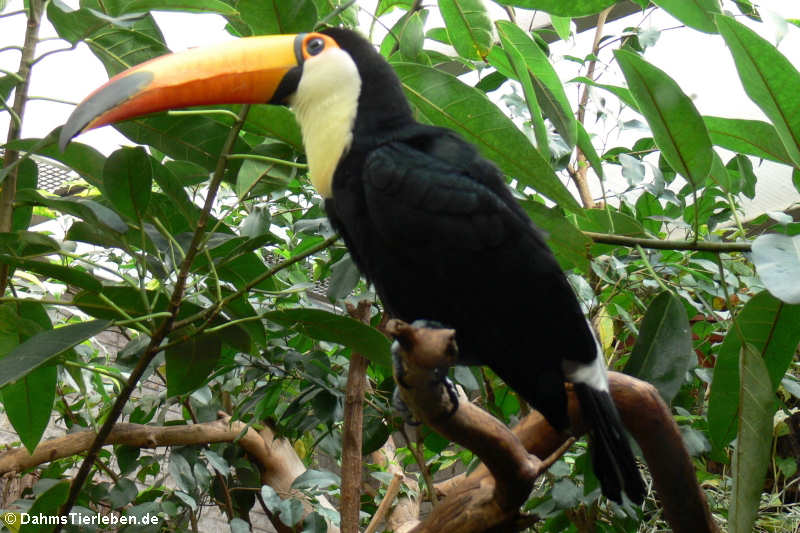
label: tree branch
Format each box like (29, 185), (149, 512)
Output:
(388, 320), (718, 533)
(585, 231), (751, 252)
(0, 0), (44, 296)
(340, 300), (372, 533)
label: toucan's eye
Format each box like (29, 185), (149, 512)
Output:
(306, 37), (325, 56)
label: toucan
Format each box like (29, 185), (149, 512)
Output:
(60, 27), (646, 505)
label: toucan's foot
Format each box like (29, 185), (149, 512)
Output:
(441, 374), (459, 417)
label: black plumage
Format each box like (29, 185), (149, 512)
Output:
(320, 28), (645, 504)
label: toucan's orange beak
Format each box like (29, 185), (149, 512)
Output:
(59, 32), (338, 150)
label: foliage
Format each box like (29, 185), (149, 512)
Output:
(1, 0), (799, 532)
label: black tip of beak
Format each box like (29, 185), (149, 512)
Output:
(59, 71), (154, 152)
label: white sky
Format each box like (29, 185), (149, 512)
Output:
(1, 0), (799, 214)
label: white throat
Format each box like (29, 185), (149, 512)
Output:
(290, 48), (361, 198)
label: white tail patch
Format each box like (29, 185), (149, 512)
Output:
(290, 48), (361, 198)
(562, 319), (610, 392)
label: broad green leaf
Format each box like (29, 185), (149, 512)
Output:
(704, 116), (793, 165)
(114, 115), (249, 179)
(615, 49), (713, 188)
(438, 0), (493, 60)
(576, 122), (604, 179)
(236, 142), (297, 199)
(751, 234), (800, 304)
(11, 158), (38, 232)
(488, 40), (548, 153)
(243, 106), (303, 151)
(393, 62), (580, 211)
(5, 136), (105, 189)
(19, 481), (69, 533)
(376, 0), (413, 16)
(730, 344), (776, 533)
(0, 303), (55, 455)
(578, 208), (646, 237)
(492, 0), (615, 17)
(238, 0), (316, 35)
(707, 291), (800, 451)
(2, 365), (57, 454)
(399, 10), (425, 60)
(653, 0), (721, 34)
(570, 76), (639, 111)
(118, 0), (238, 15)
(551, 15), (572, 41)
(520, 201), (590, 272)
(16, 189), (129, 234)
(623, 291), (693, 405)
(0, 255), (103, 292)
(0, 231), (61, 257)
(49, 1), (168, 76)
(716, 15), (800, 167)
(266, 309), (391, 367)
(495, 21), (577, 147)
(0, 320), (111, 388)
(166, 333), (222, 396)
(103, 147), (153, 221)
(151, 159), (202, 226)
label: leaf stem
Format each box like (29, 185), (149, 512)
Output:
(584, 231), (751, 252)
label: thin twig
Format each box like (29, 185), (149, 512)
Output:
(364, 473), (403, 533)
(584, 231), (751, 252)
(56, 105), (253, 526)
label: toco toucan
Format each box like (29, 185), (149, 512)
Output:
(60, 27), (646, 505)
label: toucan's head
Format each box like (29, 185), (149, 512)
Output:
(59, 28), (412, 197)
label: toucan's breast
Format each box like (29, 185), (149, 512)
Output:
(290, 48), (361, 198)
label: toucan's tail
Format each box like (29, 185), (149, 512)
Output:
(573, 382), (646, 504)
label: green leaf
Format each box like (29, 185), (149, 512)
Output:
(520, 201), (590, 272)
(166, 334), (222, 397)
(751, 234), (800, 304)
(438, 0), (493, 60)
(114, 115), (249, 179)
(653, 0), (721, 34)
(393, 62), (580, 211)
(715, 14), (800, 167)
(0, 320), (110, 389)
(707, 291), (800, 451)
(5, 136), (106, 189)
(152, 159), (202, 226)
(615, 49), (713, 188)
(570, 76), (639, 111)
(0, 255), (103, 292)
(492, 0), (615, 17)
(265, 309), (391, 367)
(550, 15), (572, 41)
(579, 208), (646, 237)
(495, 21), (577, 147)
(623, 291), (694, 405)
(730, 344), (777, 533)
(0, 304), (55, 455)
(704, 116), (793, 165)
(238, 0), (316, 35)
(576, 122), (603, 179)
(117, 0), (238, 15)
(103, 147), (153, 221)
(16, 189), (129, 234)
(0, 231), (61, 257)
(243, 106), (303, 151)
(19, 481), (69, 533)
(11, 158), (38, 232)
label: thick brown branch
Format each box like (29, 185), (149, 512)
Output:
(340, 300), (372, 533)
(388, 320), (717, 533)
(387, 320), (571, 530)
